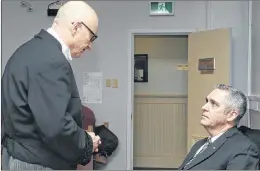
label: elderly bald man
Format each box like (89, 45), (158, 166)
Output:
(1, 1), (100, 170)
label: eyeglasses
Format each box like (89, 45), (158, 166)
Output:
(81, 22), (98, 42)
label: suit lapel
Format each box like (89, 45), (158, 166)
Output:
(179, 139), (207, 169)
(184, 135), (227, 170)
(184, 127), (238, 170)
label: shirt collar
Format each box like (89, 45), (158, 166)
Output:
(47, 28), (72, 61)
(210, 132), (225, 143)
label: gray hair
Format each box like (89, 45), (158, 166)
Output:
(215, 84), (247, 125)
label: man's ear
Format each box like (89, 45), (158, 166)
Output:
(70, 21), (81, 36)
(226, 110), (239, 122)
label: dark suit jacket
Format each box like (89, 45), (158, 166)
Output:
(1, 30), (93, 169)
(179, 127), (259, 170)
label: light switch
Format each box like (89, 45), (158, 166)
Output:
(106, 79), (111, 87)
(112, 79), (118, 88)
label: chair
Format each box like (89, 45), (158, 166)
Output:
(77, 105), (108, 170)
(238, 126), (260, 168)
(77, 105), (96, 170)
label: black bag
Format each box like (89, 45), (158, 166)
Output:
(94, 125), (118, 157)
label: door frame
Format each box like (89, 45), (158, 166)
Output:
(126, 29), (197, 170)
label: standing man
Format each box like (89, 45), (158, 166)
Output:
(2, 1), (100, 170)
(179, 84), (259, 170)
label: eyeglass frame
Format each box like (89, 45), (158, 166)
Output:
(80, 22), (98, 42)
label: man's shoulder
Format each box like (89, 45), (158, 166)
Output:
(228, 129), (259, 152)
(238, 126), (260, 148)
(10, 32), (60, 58)
(6, 34), (69, 77)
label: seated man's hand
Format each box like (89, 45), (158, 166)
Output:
(87, 132), (101, 152)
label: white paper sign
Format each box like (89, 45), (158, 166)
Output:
(82, 72), (103, 104)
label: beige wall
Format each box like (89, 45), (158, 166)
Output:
(134, 35), (188, 95)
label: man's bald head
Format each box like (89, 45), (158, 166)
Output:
(50, 1), (99, 58)
(55, 1), (98, 28)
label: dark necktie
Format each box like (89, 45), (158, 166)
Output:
(183, 138), (211, 169)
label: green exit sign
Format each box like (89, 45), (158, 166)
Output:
(150, 1), (174, 16)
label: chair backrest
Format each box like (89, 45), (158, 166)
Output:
(77, 105), (96, 170)
(82, 105), (96, 130)
(238, 126), (260, 167)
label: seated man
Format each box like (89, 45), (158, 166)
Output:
(179, 84), (259, 170)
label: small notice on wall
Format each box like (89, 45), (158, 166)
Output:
(82, 72), (103, 104)
(177, 64), (188, 70)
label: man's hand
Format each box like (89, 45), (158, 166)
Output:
(87, 132), (101, 152)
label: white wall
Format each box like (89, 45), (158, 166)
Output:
(252, 1), (260, 95)
(134, 35), (188, 95)
(250, 1), (260, 128)
(2, 1), (251, 169)
(250, 111), (260, 129)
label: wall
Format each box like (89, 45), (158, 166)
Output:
(252, 1), (260, 95)
(1, 1), (250, 169)
(250, 1), (260, 128)
(134, 35), (188, 95)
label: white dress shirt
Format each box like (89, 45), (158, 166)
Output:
(47, 28), (72, 61)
